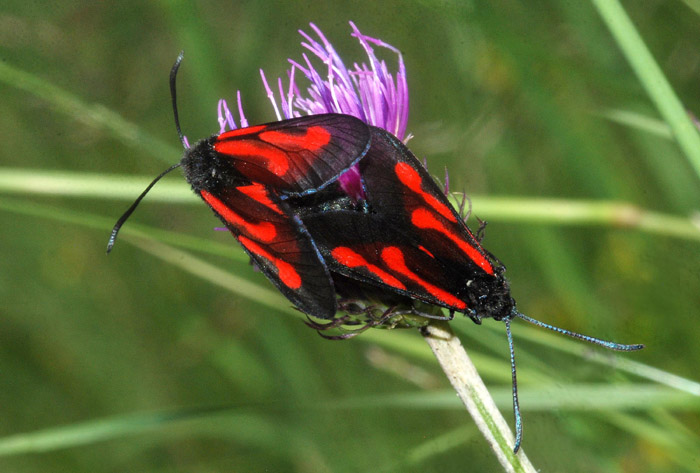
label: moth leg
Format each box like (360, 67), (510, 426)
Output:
(304, 314), (357, 331)
(458, 190), (472, 221)
(314, 311), (396, 340)
(468, 311), (483, 325)
(476, 218), (488, 242)
(389, 306), (454, 321)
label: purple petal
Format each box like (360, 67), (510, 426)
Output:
(214, 22), (410, 202)
(260, 22), (409, 140)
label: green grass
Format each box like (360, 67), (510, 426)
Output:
(1, 1), (699, 471)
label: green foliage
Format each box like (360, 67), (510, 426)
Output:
(1, 1), (699, 471)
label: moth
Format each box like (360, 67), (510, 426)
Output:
(108, 54), (643, 452)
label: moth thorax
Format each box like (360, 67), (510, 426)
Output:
(180, 136), (236, 194)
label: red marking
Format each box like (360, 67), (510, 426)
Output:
(215, 126), (332, 178)
(394, 162), (457, 222)
(201, 190), (277, 242)
(239, 236), (302, 289)
(331, 247), (406, 290)
(218, 125), (266, 140)
(418, 245), (435, 258)
(380, 247), (467, 309)
(214, 140), (289, 177)
(411, 208), (494, 275)
(237, 183), (283, 214)
(260, 126), (331, 151)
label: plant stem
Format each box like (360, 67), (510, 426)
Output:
(2, 169), (700, 243)
(421, 320), (536, 473)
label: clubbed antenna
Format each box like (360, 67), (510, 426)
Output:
(504, 310), (644, 452)
(107, 52), (189, 253)
(505, 318), (522, 453)
(106, 163), (181, 253)
(514, 312), (644, 351)
(170, 51), (188, 149)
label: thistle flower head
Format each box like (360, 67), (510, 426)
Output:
(217, 22), (409, 200)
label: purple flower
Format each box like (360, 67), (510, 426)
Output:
(217, 22), (409, 200)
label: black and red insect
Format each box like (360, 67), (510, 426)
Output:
(108, 53), (643, 452)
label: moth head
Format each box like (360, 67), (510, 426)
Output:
(464, 272), (514, 321)
(180, 136), (230, 194)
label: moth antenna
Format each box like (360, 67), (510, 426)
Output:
(505, 318), (522, 453)
(106, 163), (181, 253)
(504, 311), (644, 452)
(107, 52), (190, 254)
(514, 311), (644, 351)
(170, 50), (188, 149)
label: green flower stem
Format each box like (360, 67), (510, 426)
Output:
(591, 0), (700, 182)
(473, 197), (700, 243)
(0, 169), (194, 203)
(421, 320), (536, 473)
(1, 168), (699, 243)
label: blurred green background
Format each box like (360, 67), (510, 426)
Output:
(1, 1), (700, 471)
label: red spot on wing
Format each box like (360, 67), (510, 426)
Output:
(218, 125), (266, 139)
(380, 246), (467, 309)
(411, 208), (494, 275)
(331, 247), (406, 290)
(395, 162), (457, 222)
(418, 245), (435, 258)
(213, 126), (332, 179)
(260, 126), (331, 151)
(201, 190), (277, 242)
(239, 236), (302, 289)
(236, 182), (283, 214)
(214, 140), (290, 176)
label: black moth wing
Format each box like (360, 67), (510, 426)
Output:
(300, 127), (514, 319)
(199, 182), (336, 319)
(303, 210), (470, 312)
(212, 114), (372, 196)
(358, 127), (497, 277)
